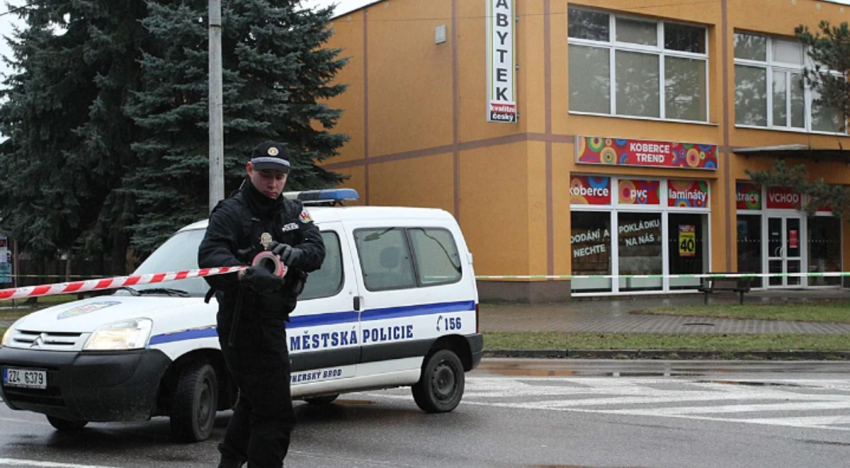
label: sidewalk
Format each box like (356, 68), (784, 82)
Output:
(479, 289), (850, 359)
(480, 288), (850, 334)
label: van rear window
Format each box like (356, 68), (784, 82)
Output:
(408, 228), (462, 286)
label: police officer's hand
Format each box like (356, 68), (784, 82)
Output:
(270, 242), (303, 267)
(240, 266), (283, 294)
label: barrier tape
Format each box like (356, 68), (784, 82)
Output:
(0, 274), (105, 279)
(0, 266), (247, 301)
(475, 272), (850, 280)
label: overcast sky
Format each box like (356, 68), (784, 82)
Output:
(0, 0), (848, 79)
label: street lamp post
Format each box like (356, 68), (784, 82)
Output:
(209, 0), (224, 212)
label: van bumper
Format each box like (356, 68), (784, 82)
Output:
(0, 347), (171, 422)
(466, 333), (484, 370)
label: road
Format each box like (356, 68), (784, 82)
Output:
(2, 359), (850, 468)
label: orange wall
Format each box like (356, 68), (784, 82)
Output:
(324, 0), (850, 279)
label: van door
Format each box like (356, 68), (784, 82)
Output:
(288, 223), (360, 388)
(347, 221), (473, 382)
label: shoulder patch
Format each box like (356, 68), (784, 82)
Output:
(299, 209), (313, 223)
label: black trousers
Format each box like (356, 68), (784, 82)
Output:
(218, 324), (296, 468)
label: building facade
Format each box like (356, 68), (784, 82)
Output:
(322, 0), (850, 302)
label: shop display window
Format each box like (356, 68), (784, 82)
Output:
(617, 212), (662, 291)
(571, 211), (612, 292)
(736, 215), (764, 288)
(808, 217), (842, 286)
(668, 214), (707, 290)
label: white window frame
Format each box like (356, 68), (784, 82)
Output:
(734, 183), (843, 289)
(567, 7), (710, 124)
(570, 176), (712, 295)
(733, 31), (848, 135)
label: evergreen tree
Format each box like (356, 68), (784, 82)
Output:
(124, 0), (348, 252)
(0, 0), (150, 271)
(795, 21), (850, 130)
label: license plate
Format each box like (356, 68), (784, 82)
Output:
(2, 367), (47, 389)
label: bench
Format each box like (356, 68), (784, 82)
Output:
(697, 273), (752, 305)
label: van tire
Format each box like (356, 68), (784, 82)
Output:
(46, 415), (88, 431)
(305, 394), (339, 406)
(412, 349), (465, 413)
(170, 362), (218, 442)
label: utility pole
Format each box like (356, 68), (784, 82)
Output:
(209, 0), (225, 212)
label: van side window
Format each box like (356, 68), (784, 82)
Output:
(408, 228), (462, 286)
(300, 231), (344, 300)
(354, 228), (417, 291)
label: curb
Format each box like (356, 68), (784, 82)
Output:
(484, 349), (850, 360)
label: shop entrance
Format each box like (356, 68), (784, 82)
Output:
(766, 216), (802, 287)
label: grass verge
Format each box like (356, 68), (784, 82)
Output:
(635, 301), (850, 323)
(484, 331), (850, 352)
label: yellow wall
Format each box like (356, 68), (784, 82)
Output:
(324, 0), (850, 283)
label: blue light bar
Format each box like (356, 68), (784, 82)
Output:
(283, 188), (360, 205)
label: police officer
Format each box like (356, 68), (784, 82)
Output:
(198, 141), (325, 468)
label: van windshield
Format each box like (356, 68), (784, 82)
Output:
(128, 229), (210, 296)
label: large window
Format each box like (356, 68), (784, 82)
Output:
(618, 212), (663, 291)
(734, 32), (846, 133)
(568, 8), (708, 122)
(571, 211), (612, 292)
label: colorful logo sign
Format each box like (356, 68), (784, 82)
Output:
(576, 136), (718, 170)
(766, 187), (801, 209)
(736, 182), (761, 210)
(667, 180), (709, 208)
(570, 176), (611, 205)
(618, 179), (660, 205)
(678, 225), (696, 257)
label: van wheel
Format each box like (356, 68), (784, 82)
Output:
(170, 362), (218, 442)
(46, 415), (88, 431)
(412, 349), (465, 413)
(305, 394), (339, 406)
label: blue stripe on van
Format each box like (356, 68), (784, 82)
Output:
(150, 326), (218, 345)
(148, 300), (475, 345)
(360, 300), (475, 322)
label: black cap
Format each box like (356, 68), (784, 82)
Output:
(250, 141), (291, 173)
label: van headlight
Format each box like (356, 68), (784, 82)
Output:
(83, 318), (153, 351)
(1, 326), (14, 347)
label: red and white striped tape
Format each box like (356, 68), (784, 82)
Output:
(0, 266), (248, 301)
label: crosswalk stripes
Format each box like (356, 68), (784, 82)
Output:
(367, 377), (850, 431)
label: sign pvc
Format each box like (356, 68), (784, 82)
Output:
(618, 179), (661, 205)
(577, 136), (718, 170)
(678, 225), (696, 257)
(570, 176), (611, 205)
(486, 0), (516, 123)
(668, 180), (709, 208)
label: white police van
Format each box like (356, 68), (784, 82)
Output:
(0, 189), (482, 442)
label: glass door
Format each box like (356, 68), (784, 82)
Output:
(766, 216), (803, 287)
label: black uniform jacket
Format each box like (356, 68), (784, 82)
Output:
(198, 183), (325, 347)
